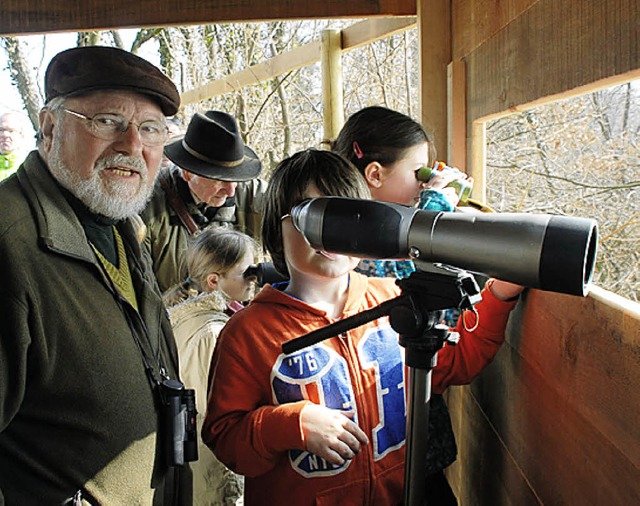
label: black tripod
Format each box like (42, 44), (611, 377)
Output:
(282, 263), (482, 506)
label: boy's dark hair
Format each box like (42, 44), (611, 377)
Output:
(262, 149), (371, 277)
(330, 105), (436, 174)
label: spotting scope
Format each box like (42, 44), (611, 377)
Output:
(290, 197), (597, 296)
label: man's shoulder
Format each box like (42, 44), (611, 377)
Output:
(0, 155), (80, 246)
(237, 177), (267, 197)
(234, 178), (268, 213)
(152, 167), (178, 196)
(141, 169), (175, 220)
(0, 172), (36, 236)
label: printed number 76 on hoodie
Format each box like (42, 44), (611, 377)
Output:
(272, 325), (405, 475)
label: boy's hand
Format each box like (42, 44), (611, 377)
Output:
(488, 279), (525, 301)
(300, 403), (369, 465)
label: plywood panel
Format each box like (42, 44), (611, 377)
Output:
(446, 386), (541, 506)
(452, 0), (538, 59)
(0, 0), (416, 36)
(448, 287), (640, 504)
(466, 0), (640, 122)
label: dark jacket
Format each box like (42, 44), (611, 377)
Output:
(0, 152), (191, 505)
(141, 166), (267, 292)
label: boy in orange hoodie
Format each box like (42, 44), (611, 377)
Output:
(202, 149), (523, 505)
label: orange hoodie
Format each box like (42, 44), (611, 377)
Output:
(202, 272), (517, 505)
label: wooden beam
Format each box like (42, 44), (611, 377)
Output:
(469, 120), (487, 202)
(181, 41), (322, 105)
(181, 17), (416, 105)
(341, 16), (416, 50)
(0, 0), (416, 37)
(321, 30), (345, 141)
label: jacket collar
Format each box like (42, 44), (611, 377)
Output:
(167, 290), (230, 324)
(16, 151), (139, 262)
(252, 271), (371, 318)
(18, 152), (96, 262)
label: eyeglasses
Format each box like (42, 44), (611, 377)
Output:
(63, 109), (169, 147)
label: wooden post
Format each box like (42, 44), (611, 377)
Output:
(447, 59), (466, 170)
(470, 120), (486, 203)
(321, 29), (344, 143)
(417, 0), (450, 161)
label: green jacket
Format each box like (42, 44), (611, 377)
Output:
(0, 152), (19, 181)
(0, 152), (191, 505)
(141, 166), (267, 292)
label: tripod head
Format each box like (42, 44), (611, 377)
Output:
(391, 264), (481, 366)
(282, 263), (481, 360)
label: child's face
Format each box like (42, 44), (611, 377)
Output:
(218, 249), (256, 302)
(281, 184), (360, 283)
(370, 141), (431, 206)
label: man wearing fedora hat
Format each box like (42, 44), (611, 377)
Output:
(142, 110), (267, 292)
(0, 46), (191, 504)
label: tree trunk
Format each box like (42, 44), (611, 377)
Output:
(0, 36), (41, 129)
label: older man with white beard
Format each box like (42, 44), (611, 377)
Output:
(0, 46), (192, 505)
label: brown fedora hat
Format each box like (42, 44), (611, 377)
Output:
(164, 111), (262, 181)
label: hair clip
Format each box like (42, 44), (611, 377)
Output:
(353, 141), (364, 159)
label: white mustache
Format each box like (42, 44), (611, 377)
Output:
(95, 153), (148, 176)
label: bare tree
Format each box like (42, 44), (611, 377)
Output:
(486, 86), (640, 301)
(0, 37), (42, 129)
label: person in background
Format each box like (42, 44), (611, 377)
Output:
(0, 111), (31, 180)
(164, 227), (259, 506)
(0, 46), (191, 504)
(331, 105), (471, 279)
(201, 149), (523, 506)
(330, 105), (508, 504)
(142, 110), (267, 292)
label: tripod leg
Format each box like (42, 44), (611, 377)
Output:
(404, 355), (437, 506)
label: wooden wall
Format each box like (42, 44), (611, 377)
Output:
(442, 1), (640, 503)
(462, 0), (640, 122)
(446, 287), (640, 504)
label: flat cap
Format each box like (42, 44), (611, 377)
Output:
(45, 46), (180, 116)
